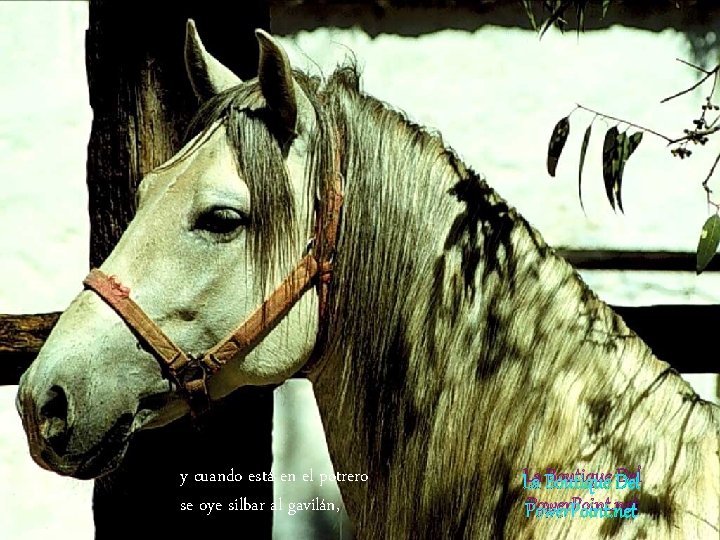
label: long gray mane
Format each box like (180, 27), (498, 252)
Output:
(187, 64), (719, 538)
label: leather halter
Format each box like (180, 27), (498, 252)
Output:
(83, 148), (343, 417)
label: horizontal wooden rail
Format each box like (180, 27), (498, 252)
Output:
(270, 1), (720, 37)
(1, 303), (718, 384)
(0, 252), (717, 384)
(0, 312), (60, 385)
(613, 305), (719, 374)
(557, 249), (717, 272)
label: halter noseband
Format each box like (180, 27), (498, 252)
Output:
(82, 148), (343, 418)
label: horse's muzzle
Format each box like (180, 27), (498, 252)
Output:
(16, 382), (79, 476)
(16, 377), (135, 479)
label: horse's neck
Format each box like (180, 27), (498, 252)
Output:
(310, 143), (720, 538)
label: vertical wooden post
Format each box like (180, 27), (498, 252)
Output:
(84, 1), (273, 536)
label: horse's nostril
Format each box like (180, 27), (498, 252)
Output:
(38, 385), (71, 456)
(39, 385), (68, 419)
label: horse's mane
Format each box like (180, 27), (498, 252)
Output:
(308, 66), (616, 425)
(306, 66), (717, 538)
(183, 64), (718, 537)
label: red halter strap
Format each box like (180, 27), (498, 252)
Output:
(83, 146), (343, 417)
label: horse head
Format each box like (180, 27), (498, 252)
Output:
(17, 21), (319, 479)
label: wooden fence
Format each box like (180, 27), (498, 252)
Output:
(3, 249), (720, 382)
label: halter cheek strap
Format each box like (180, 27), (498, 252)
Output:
(83, 255), (319, 414)
(83, 145), (343, 418)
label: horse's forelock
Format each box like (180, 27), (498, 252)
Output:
(181, 81), (311, 293)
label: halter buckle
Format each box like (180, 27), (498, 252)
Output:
(176, 354), (211, 418)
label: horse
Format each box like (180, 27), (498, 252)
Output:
(16, 20), (720, 539)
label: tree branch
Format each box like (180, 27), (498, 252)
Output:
(670, 125), (720, 144)
(661, 63), (719, 104)
(675, 57), (713, 75)
(702, 151), (720, 211)
(575, 104), (673, 142)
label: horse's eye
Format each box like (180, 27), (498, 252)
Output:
(194, 207), (248, 235)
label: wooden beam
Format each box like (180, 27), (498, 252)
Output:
(0, 312), (60, 385)
(2, 300), (719, 385)
(557, 249), (717, 272)
(613, 305), (719, 374)
(270, 1), (720, 36)
(1, 248), (718, 382)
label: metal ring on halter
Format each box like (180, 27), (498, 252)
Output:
(177, 355), (211, 415)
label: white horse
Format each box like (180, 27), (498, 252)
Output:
(17, 21), (720, 539)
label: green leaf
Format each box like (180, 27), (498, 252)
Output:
(614, 131), (630, 213)
(602, 0), (611, 19)
(540, 0), (572, 38)
(522, 0), (538, 31)
(696, 214), (720, 274)
(575, 0), (589, 36)
(602, 126), (619, 210)
(610, 131), (642, 213)
(578, 124), (592, 212)
(627, 131), (643, 157)
(547, 116), (570, 177)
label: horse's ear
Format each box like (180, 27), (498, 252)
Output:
(255, 29), (313, 140)
(185, 19), (242, 101)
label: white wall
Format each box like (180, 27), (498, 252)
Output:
(0, 3), (717, 538)
(0, 3), (94, 539)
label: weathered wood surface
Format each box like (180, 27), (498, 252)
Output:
(2, 298), (719, 385)
(557, 249), (720, 272)
(270, 0), (720, 36)
(613, 304), (719, 375)
(86, 0), (268, 267)
(0, 312), (60, 385)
